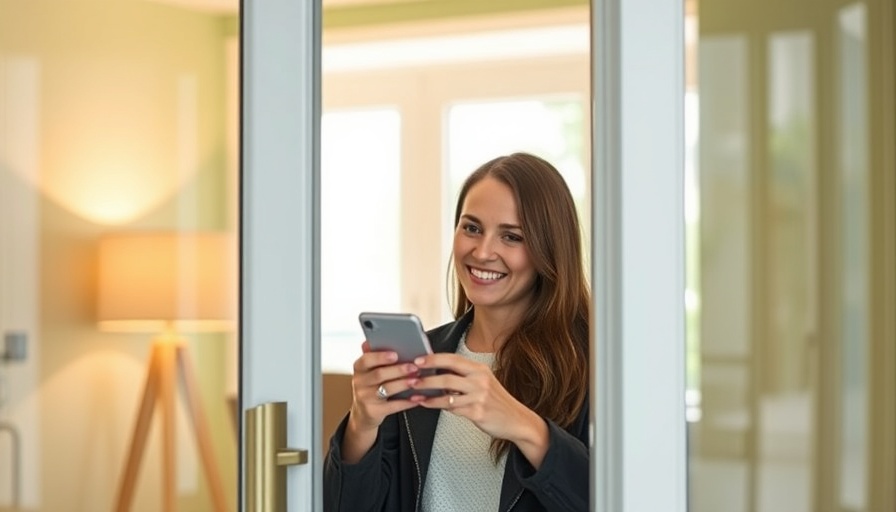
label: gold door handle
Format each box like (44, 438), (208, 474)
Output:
(245, 401), (308, 512)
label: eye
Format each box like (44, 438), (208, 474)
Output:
(461, 223), (482, 235)
(503, 232), (524, 243)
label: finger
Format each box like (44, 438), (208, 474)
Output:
(417, 392), (461, 411)
(416, 370), (484, 394)
(369, 362), (422, 386)
(372, 377), (422, 401)
(413, 353), (488, 377)
(353, 363), (422, 405)
(361, 340), (372, 353)
(353, 349), (399, 373)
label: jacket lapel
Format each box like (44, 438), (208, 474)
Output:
(403, 405), (441, 488)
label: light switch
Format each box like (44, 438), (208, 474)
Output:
(2, 331), (27, 362)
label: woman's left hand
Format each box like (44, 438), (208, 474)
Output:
(411, 353), (550, 468)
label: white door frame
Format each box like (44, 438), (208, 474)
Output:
(242, 0), (686, 510)
(241, 1), (322, 511)
(591, 0), (687, 511)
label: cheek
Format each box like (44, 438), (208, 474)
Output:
(453, 230), (473, 253)
(452, 236), (467, 265)
(508, 250), (534, 275)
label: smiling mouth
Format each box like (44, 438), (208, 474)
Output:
(469, 267), (507, 281)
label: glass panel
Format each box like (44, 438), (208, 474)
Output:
(836, 4), (869, 509)
(690, 0), (892, 511)
(761, 30), (815, 512)
(689, 33), (753, 512)
(320, 108), (402, 374)
(0, 2), (239, 511)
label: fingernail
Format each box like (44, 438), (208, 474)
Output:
(414, 357), (425, 366)
(405, 364), (418, 373)
(386, 352), (398, 362)
(407, 378), (419, 387)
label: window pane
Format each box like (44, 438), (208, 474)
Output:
(445, 98), (587, 205)
(321, 109), (401, 373)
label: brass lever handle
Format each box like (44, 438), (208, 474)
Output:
(245, 401), (308, 512)
(277, 449), (308, 466)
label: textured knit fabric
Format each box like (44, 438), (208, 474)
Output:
(421, 334), (506, 512)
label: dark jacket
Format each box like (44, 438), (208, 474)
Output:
(323, 312), (590, 511)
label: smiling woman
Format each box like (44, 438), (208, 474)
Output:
(452, 177), (538, 317)
(324, 153), (590, 511)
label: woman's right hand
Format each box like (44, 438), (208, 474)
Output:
(341, 341), (423, 463)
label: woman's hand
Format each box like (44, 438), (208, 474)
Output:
(341, 341), (424, 463)
(412, 353), (550, 469)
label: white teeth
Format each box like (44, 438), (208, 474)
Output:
(470, 268), (506, 280)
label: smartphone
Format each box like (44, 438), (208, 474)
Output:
(358, 312), (444, 400)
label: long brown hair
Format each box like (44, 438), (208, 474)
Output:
(449, 152), (590, 461)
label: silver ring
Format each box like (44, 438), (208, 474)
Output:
(448, 395), (455, 406)
(376, 384), (389, 400)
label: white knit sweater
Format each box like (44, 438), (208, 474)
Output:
(421, 336), (507, 511)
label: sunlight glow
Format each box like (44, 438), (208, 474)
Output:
(323, 24), (589, 72)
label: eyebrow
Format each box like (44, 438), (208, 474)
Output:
(460, 214), (522, 231)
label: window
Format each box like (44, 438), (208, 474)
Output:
(321, 21), (590, 373)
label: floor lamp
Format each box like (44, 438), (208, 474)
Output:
(97, 232), (236, 512)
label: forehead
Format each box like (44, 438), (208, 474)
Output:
(461, 177), (520, 222)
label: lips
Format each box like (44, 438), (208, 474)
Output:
(469, 267), (507, 281)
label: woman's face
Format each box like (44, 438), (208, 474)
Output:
(453, 177), (537, 317)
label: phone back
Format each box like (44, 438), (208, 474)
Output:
(358, 312), (433, 362)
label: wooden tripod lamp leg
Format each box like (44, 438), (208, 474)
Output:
(176, 344), (230, 512)
(114, 339), (230, 512)
(158, 341), (178, 512)
(114, 343), (163, 512)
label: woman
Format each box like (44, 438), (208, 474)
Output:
(324, 152), (590, 511)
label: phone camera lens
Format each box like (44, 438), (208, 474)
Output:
(363, 320), (374, 329)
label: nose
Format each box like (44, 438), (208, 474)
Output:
(471, 235), (497, 261)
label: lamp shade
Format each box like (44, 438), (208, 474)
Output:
(97, 231), (236, 333)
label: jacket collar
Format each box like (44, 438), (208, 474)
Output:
(428, 309), (473, 354)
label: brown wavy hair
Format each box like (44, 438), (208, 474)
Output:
(449, 152), (590, 461)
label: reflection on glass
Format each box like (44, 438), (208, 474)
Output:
(762, 30), (815, 512)
(0, 2), (239, 510)
(837, 3), (869, 509)
(690, 33), (752, 512)
(320, 109), (401, 374)
(690, 0), (888, 510)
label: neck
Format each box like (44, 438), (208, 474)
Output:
(465, 306), (524, 352)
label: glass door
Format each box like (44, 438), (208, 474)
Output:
(686, 0), (896, 510)
(0, 1), (322, 510)
(0, 1), (244, 511)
